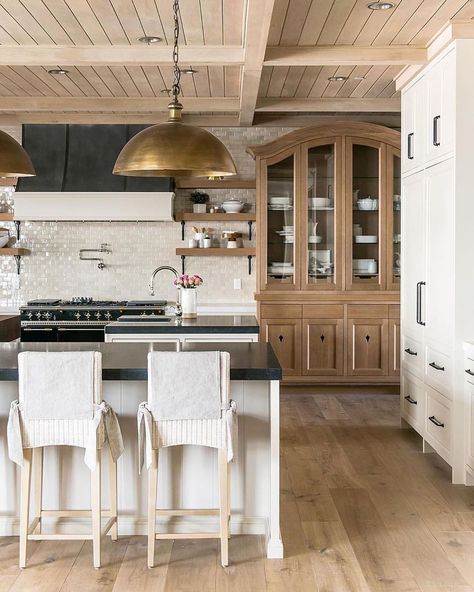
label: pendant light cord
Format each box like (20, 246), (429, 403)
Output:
(172, 0), (181, 103)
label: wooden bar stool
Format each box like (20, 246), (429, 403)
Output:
(7, 351), (124, 569)
(137, 351), (236, 568)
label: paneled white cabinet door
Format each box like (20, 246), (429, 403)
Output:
(425, 50), (455, 164)
(401, 170), (426, 341)
(402, 78), (426, 173)
(425, 158), (454, 353)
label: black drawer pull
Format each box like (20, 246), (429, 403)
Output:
(466, 369), (474, 377)
(429, 415), (445, 428)
(429, 362), (445, 371)
(407, 132), (414, 159)
(404, 395), (417, 405)
(404, 348), (417, 356)
(433, 115), (441, 146)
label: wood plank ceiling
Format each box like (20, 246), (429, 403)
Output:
(0, 0), (471, 125)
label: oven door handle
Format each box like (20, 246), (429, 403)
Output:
(57, 327), (103, 331)
(23, 328), (54, 331)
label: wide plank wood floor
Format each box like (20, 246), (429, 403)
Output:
(1, 393), (474, 591)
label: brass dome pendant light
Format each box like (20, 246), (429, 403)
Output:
(0, 130), (35, 177)
(113, 0), (236, 178)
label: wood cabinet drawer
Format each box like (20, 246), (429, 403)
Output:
(425, 386), (451, 462)
(303, 304), (344, 319)
(346, 305), (389, 319)
(401, 335), (423, 378)
(401, 371), (425, 432)
(302, 318), (344, 376)
(260, 304), (301, 319)
(260, 318), (302, 376)
(425, 345), (452, 399)
(347, 318), (388, 377)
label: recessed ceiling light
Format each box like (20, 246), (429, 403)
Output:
(160, 88), (171, 94)
(47, 68), (69, 76)
(138, 35), (162, 44)
(328, 75), (348, 82)
(353, 76), (366, 80)
(182, 67), (197, 75)
(367, 2), (395, 9)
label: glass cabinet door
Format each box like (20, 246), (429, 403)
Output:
(347, 139), (385, 290)
(264, 149), (299, 289)
(387, 147), (401, 290)
(302, 139), (341, 290)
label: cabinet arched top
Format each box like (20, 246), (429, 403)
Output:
(247, 122), (400, 159)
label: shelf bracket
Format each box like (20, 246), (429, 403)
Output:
(14, 255), (22, 275)
(181, 220), (185, 241)
(181, 255), (185, 275)
(248, 255), (253, 275)
(14, 220), (21, 241)
(248, 221), (253, 241)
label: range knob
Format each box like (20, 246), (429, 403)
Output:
(94, 311), (101, 320)
(74, 312), (81, 320)
(104, 312), (111, 320)
(84, 312), (91, 320)
(43, 312), (52, 320)
(27, 312), (33, 320)
(35, 312), (41, 319)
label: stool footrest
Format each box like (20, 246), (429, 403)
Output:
(28, 533), (93, 541)
(155, 532), (221, 540)
(40, 510), (113, 518)
(155, 508), (219, 517)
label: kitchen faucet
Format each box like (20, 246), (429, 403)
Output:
(149, 265), (182, 317)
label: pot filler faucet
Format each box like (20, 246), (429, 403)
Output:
(149, 265), (182, 317)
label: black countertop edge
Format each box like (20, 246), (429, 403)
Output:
(105, 325), (260, 334)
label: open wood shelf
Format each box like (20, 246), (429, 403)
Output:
(0, 247), (30, 274)
(176, 248), (255, 257)
(175, 212), (256, 222)
(175, 179), (256, 189)
(0, 213), (14, 221)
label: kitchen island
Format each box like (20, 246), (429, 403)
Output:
(104, 314), (259, 344)
(0, 341), (283, 559)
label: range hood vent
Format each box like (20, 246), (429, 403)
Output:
(14, 192), (175, 222)
(16, 124), (174, 193)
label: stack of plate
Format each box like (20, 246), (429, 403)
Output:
(269, 196), (292, 210)
(309, 197), (333, 209)
(276, 226), (294, 243)
(354, 235), (377, 244)
(269, 262), (294, 276)
(308, 235), (323, 244)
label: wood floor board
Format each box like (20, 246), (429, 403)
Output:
(0, 393), (472, 591)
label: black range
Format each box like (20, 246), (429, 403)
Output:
(20, 298), (167, 342)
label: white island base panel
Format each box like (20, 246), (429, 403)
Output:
(0, 379), (283, 559)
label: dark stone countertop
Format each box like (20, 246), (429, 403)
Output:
(105, 315), (259, 334)
(0, 341), (281, 381)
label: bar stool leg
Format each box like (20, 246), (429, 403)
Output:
(91, 449), (101, 569)
(19, 448), (32, 569)
(147, 449), (158, 569)
(33, 447), (43, 535)
(218, 449), (229, 567)
(108, 447), (118, 541)
(227, 461), (231, 539)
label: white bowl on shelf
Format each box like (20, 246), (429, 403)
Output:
(309, 197), (332, 207)
(308, 235), (323, 244)
(222, 200), (245, 213)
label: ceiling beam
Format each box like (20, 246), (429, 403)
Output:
(256, 98), (401, 113)
(239, 0), (277, 126)
(0, 97), (239, 113)
(264, 46), (427, 66)
(0, 45), (244, 66)
(0, 113), (240, 125)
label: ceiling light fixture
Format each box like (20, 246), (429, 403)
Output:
(328, 76), (348, 82)
(367, 2), (395, 9)
(353, 76), (367, 80)
(113, 0), (236, 178)
(0, 131), (35, 177)
(138, 35), (162, 44)
(47, 68), (69, 75)
(182, 67), (197, 75)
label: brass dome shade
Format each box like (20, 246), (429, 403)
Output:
(0, 130), (35, 177)
(113, 101), (236, 177)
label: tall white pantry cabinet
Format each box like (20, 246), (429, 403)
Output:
(400, 40), (474, 484)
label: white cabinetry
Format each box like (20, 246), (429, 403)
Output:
(401, 41), (474, 484)
(105, 332), (259, 345)
(401, 78), (425, 173)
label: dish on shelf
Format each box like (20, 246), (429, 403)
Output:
(308, 205), (335, 211)
(357, 198), (378, 211)
(393, 233), (401, 243)
(309, 197), (333, 207)
(353, 258), (377, 272)
(270, 261), (293, 267)
(268, 205), (293, 211)
(0, 228), (10, 248)
(308, 235), (323, 244)
(354, 235), (378, 243)
(222, 199), (245, 213)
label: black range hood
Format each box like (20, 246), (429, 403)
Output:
(16, 124), (174, 193)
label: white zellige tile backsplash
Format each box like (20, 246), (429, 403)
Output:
(0, 126), (294, 309)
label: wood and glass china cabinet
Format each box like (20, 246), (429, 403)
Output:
(248, 123), (400, 384)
